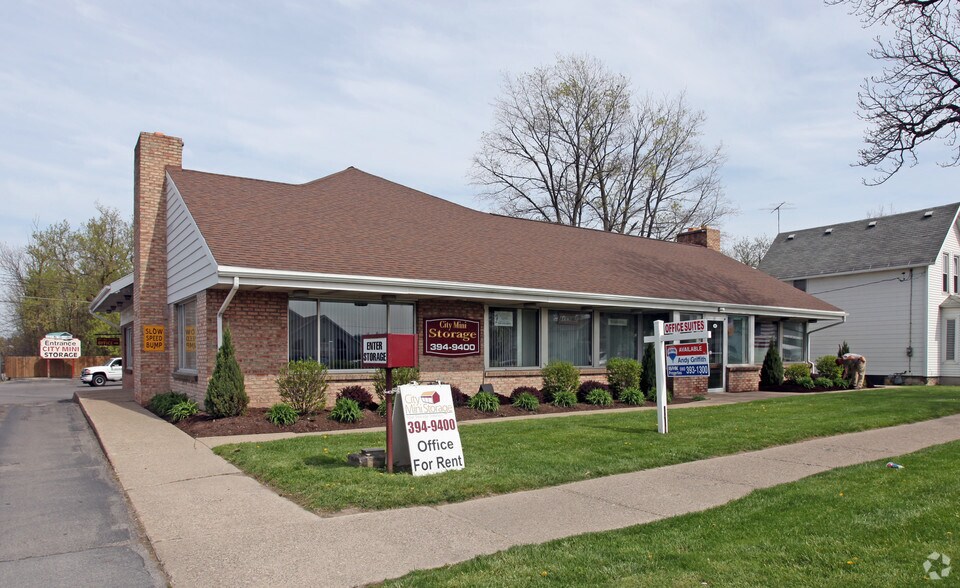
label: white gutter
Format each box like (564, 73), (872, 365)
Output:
(88, 285), (120, 330)
(805, 316), (847, 369)
(217, 276), (240, 348)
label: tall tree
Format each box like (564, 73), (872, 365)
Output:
(723, 235), (773, 268)
(473, 55), (734, 239)
(830, 0), (960, 183)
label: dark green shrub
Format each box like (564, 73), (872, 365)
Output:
(619, 387), (645, 405)
(815, 355), (842, 380)
(585, 388), (614, 406)
(784, 363), (811, 382)
(510, 386), (544, 403)
(541, 361), (580, 401)
(640, 343), (656, 398)
(551, 389), (577, 407)
(276, 359), (328, 415)
(814, 377), (834, 388)
(468, 391), (500, 413)
(338, 385), (374, 410)
(204, 326), (249, 418)
(577, 380), (609, 402)
(373, 367), (420, 406)
(606, 357), (642, 398)
(147, 392), (188, 418)
(795, 375), (816, 389)
(760, 340), (784, 388)
(450, 386), (470, 407)
(833, 375), (850, 389)
(266, 403), (298, 426)
(167, 400), (199, 422)
(512, 392), (539, 411)
(330, 398), (363, 423)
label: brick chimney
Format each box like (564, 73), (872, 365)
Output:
(676, 226), (721, 252)
(132, 132), (183, 405)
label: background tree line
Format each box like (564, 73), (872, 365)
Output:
(0, 204), (131, 357)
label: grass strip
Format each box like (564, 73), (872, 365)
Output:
(214, 387), (960, 513)
(386, 439), (960, 586)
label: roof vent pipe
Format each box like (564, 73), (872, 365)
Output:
(217, 276), (241, 348)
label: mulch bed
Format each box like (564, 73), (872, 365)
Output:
(175, 397), (698, 439)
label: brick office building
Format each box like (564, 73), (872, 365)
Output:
(90, 132), (844, 406)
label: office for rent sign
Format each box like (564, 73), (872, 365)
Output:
(424, 318), (480, 357)
(392, 383), (465, 476)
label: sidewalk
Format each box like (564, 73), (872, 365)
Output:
(76, 389), (960, 587)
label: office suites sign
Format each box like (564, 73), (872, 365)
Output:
(424, 318), (480, 357)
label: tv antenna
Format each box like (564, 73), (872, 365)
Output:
(764, 202), (794, 233)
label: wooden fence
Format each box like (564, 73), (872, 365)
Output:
(1, 356), (114, 379)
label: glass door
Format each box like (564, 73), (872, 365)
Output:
(706, 317), (726, 391)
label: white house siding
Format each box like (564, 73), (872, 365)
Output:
(807, 267), (926, 378)
(928, 220), (960, 378)
(166, 179), (218, 304)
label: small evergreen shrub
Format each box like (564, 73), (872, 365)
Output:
(815, 355), (843, 380)
(373, 367), (420, 405)
(147, 392), (188, 418)
(795, 375), (816, 389)
(330, 398), (363, 423)
(204, 326), (249, 418)
(468, 391), (500, 413)
(510, 386), (544, 403)
(512, 392), (539, 411)
(450, 386), (471, 407)
(585, 388), (614, 406)
(577, 380), (609, 402)
(167, 400), (199, 423)
(640, 343), (656, 398)
(619, 387), (645, 405)
(784, 363), (811, 382)
(814, 377), (834, 388)
(606, 357), (642, 398)
(760, 340), (784, 388)
(541, 361), (580, 401)
(551, 389), (577, 407)
(337, 385), (374, 409)
(276, 359), (328, 415)
(266, 403), (298, 426)
(838, 341), (850, 357)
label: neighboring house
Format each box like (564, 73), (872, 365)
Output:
(758, 202), (960, 385)
(90, 132), (843, 407)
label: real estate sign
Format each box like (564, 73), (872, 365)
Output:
(392, 383), (465, 476)
(665, 342), (710, 377)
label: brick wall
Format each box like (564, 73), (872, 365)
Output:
(133, 132), (182, 405)
(670, 375), (708, 398)
(727, 365), (760, 392)
(417, 300), (486, 392)
(676, 227), (721, 252)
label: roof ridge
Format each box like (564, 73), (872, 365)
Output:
(774, 201), (960, 237)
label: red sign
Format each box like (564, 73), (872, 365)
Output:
(669, 343), (708, 356)
(424, 318), (480, 357)
(361, 334), (418, 368)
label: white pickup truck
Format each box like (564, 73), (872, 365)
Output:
(81, 357), (123, 386)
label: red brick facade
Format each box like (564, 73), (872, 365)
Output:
(726, 365), (761, 393)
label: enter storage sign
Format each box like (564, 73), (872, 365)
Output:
(392, 383), (465, 476)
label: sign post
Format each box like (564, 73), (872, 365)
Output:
(361, 333), (417, 473)
(643, 319), (711, 434)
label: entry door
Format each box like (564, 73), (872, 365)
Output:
(706, 317), (726, 391)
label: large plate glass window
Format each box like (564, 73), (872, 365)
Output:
(727, 315), (749, 364)
(548, 310), (592, 366)
(289, 299), (318, 361)
(781, 320), (806, 362)
(488, 308), (539, 367)
(754, 319), (779, 363)
(600, 312), (638, 363)
(176, 298), (197, 371)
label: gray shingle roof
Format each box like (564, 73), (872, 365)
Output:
(758, 202), (960, 279)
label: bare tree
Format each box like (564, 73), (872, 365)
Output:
(723, 235), (773, 268)
(830, 0), (960, 183)
(473, 55), (734, 239)
(866, 202), (898, 217)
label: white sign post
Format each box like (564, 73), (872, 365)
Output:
(392, 383), (465, 476)
(643, 319), (711, 434)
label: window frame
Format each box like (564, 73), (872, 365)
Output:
(176, 298), (198, 373)
(947, 317), (957, 362)
(486, 306), (541, 369)
(944, 253), (951, 293)
(599, 311), (640, 364)
(546, 309), (594, 367)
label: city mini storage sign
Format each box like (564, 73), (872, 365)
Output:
(424, 318), (480, 357)
(39, 337), (82, 359)
(392, 383), (465, 476)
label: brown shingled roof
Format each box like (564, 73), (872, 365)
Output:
(167, 167), (839, 313)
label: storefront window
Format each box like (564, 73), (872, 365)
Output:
(289, 299), (318, 361)
(727, 315), (749, 364)
(754, 319), (778, 363)
(782, 320), (806, 362)
(641, 312), (670, 337)
(600, 313), (638, 363)
(548, 310), (592, 366)
(177, 298), (197, 371)
(488, 308), (539, 368)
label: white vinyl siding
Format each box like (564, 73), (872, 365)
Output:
(927, 222), (960, 376)
(167, 178), (218, 303)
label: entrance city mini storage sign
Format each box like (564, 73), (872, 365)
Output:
(424, 318), (480, 357)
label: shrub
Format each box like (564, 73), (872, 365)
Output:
(510, 386), (544, 403)
(167, 400), (199, 423)
(266, 403), (298, 426)
(449, 386), (471, 407)
(795, 375), (816, 389)
(276, 359), (328, 415)
(147, 392), (188, 418)
(640, 343), (656, 398)
(692, 394), (708, 401)
(373, 367), (420, 405)
(814, 377), (834, 388)
(512, 392), (539, 411)
(468, 391), (500, 413)
(585, 388), (614, 406)
(551, 389), (577, 407)
(541, 361), (580, 402)
(760, 340), (784, 388)
(204, 326), (249, 418)
(606, 357), (642, 398)
(577, 380), (610, 402)
(330, 398), (363, 423)
(784, 363), (811, 382)
(833, 375), (850, 389)
(815, 355), (843, 380)
(838, 341), (850, 357)
(619, 387), (645, 405)
(337, 385), (374, 410)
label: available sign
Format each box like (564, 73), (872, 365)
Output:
(392, 383), (465, 476)
(666, 342), (710, 378)
(39, 337), (82, 359)
(424, 318), (479, 357)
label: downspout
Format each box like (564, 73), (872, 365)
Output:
(806, 316), (847, 370)
(217, 276), (240, 348)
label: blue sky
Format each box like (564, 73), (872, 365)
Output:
(2, 0), (958, 249)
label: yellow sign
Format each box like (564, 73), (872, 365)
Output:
(185, 325), (196, 353)
(144, 325), (165, 352)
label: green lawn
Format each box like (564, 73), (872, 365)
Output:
(386, 440), (960, 586)
(213, 387), (960, 513)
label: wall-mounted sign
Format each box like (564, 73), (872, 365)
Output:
(361, 334), (418, 368)
(493, 311), (514, 327)
(392, 383), (465, 476)
(424, 318), (480, 357)
(96, 336), (121, 347)
(666, 342), (710, 377)
(144, 325), (165, 352)
(39, 337), (82, 359)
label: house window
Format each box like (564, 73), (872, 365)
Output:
(944, 253), (950, 293)
(288, 299), (318, 361)
(954, 256), (958, 293)
(754, 319), (779, 362)
(727, 315), (749, 364)
(600, 313), (639, 363)
(548, 310), (592, 366)
(782, 320), (806, 362)
(489, 308), (539, 368)
(176, 298), (197, 371)
(947, 318), (957, 361)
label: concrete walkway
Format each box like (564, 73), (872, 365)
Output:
(77, 389), (960, 587)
